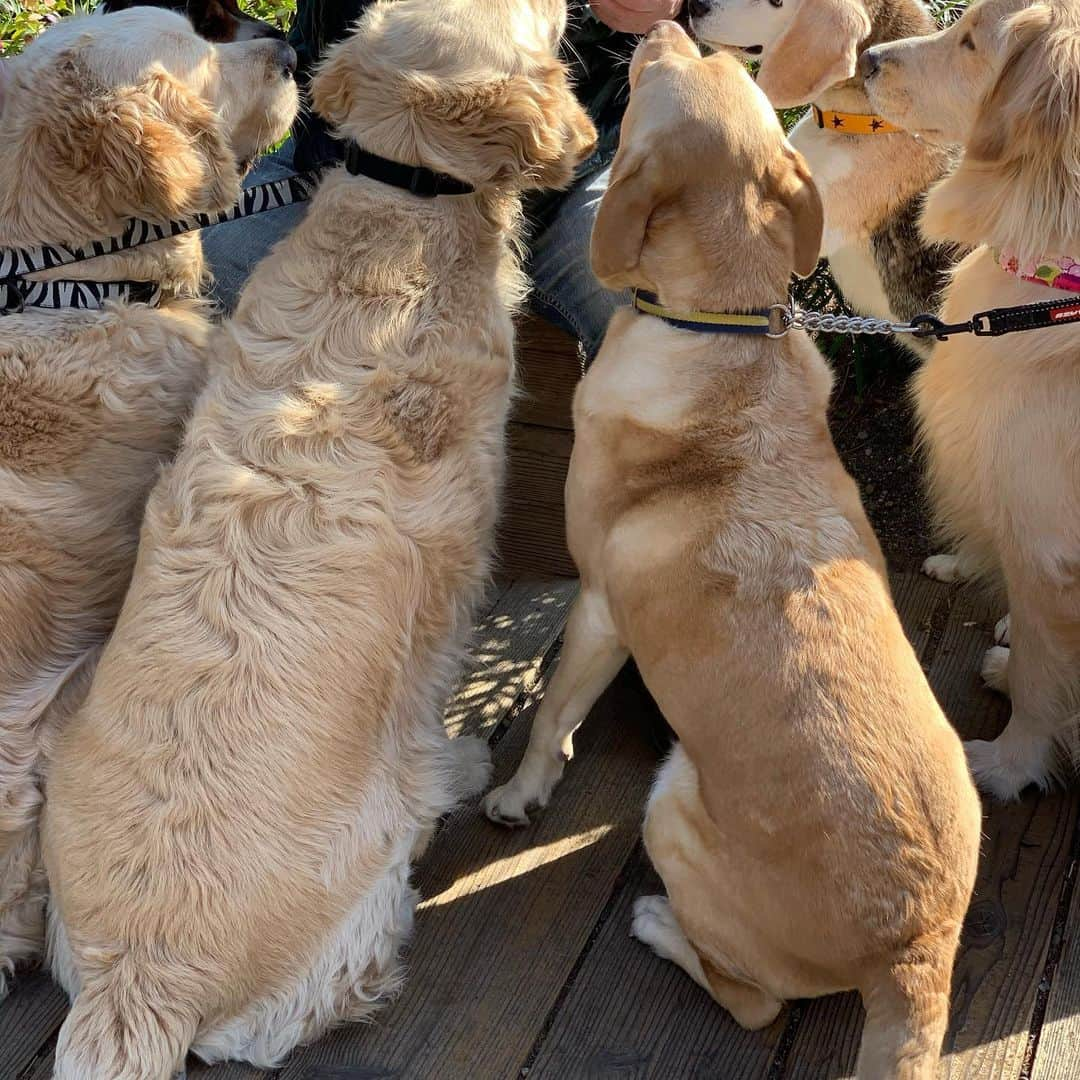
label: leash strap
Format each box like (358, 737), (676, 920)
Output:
(344, 142), (475, 198)
(632, 289), (779, 335)
(910, 296), (1080, 340)
(0, 168), (321, 310)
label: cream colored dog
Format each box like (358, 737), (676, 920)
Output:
(0, 7), (296, 997)
(486, 23), (981, 1077)
(863, 0), (1080, 798)
(41, 1), (595, 1076)
(691, 0), (959, 357)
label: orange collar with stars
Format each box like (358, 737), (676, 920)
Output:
(812, 105), (901, 134)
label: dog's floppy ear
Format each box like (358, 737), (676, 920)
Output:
(924, 3), (1080, 253)
(758, 0), (872, 109)
(405, 66), (597, 189)
(590, 154), (664, 287)
(38, 56), (239, 227)
(768, 146), (823, 277)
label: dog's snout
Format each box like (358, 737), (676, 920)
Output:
(275, 40), (298, 78)
(858, 48), (881, 80)
(687, 0), (712, 19)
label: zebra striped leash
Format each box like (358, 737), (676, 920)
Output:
(1, 168), (320, 316)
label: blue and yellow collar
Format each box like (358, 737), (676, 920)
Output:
(632, 289), (785, 336)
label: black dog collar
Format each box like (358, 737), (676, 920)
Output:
(344, 141), (475, 198)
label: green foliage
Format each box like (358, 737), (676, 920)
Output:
(0, 0), (296, 55)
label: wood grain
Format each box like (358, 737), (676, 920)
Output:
(513, 317), (582, 432)
(0, 970), (67, 1080)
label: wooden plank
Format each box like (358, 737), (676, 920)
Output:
(268, 654), (656, 1080)
(1030, 849), (1080, 1080)
(780, 585), (1078, 1079)
(497, 423), (576, 579)
(445, 576), (577, 740)
(528, 850), (785, 1080)
(513, 317), (582, 431)
(0, 970), (68, 1080)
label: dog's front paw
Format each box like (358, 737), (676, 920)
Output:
(964, 736), (1052, 801)
(483, 781), (539, 828)
(922, 553), (969, 584)
(452, 736), (494, 800)
(994, 614), (1011, 646)
(981, 645), (1011, 695)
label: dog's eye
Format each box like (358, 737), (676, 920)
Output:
(768, 0), (783, 6)
(960, 33), (976, 51)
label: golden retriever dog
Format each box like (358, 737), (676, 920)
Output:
(691, 0), (959, 357)
(485, 22), (981, 1076)
(40, 1), (595, 1075)
(0, 7), (296, 997)
(862, 0), (1080, 798)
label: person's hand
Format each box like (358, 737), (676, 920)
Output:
(589, 0), (683, 35)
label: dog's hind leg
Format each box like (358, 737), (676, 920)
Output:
(856, 936), (957, 1080)
(483, 588), (628, 826)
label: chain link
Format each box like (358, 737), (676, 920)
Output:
(768, 303), (925, 339)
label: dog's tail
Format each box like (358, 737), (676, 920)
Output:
(855, 934), (958, 1080)
(53, 952), (200, 1080)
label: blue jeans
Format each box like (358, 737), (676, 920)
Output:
(202, 141), (626, 361)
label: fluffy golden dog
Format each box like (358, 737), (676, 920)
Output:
(0, 7), (296, 996)
(486, 23), (980, 1077)
(864, 0), (1080, 798)
(41, 1), (595, 1075)
(691, 0), (959, 358)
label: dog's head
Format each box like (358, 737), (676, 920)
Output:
(859, 0), (1031, 144)
(690, 0), (878, 109)
(0, 8), (298, 246)
(590, 21), (822, 294)
(311, 0), (597, 193)
(101, 0), (286, 44)
(866, 0), (1080, 258)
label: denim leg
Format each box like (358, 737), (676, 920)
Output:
(202, 140), (310, 315)
(527, 164), (628, 363)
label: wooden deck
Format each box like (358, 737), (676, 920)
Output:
(2, 571), (1079, 1079)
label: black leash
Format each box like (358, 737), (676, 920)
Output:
(909, 295), (1080, 340)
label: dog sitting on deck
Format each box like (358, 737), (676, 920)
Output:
(485, 22), (980, 1077)
(40, 1), (596, 1076)
(691, 0), (960, 358)
(0, 7), (296, 998)
(862, 0), (1080, 798)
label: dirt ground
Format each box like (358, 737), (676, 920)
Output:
(827, 336), (934, 570)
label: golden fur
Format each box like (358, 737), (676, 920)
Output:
(865, 0), (1080, 798)
(692, 0), (958, 358)
(485, 24), (981, 1077)
(0, 8), (296, 996)
(40, 2), (595, 1076)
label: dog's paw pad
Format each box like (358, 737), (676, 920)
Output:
(981, 645), (1010, 694)
(922, 554), (966, 583)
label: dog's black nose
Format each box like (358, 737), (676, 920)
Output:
(858, 48), (881, 79)
(688, 0), (712, 19)
(275, 40), (298, 78)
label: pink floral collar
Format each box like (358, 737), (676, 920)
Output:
(999, 251), (1080, 292)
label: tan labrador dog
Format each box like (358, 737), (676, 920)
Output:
(862, 0), (1080, 798)
(486, 22), (980, 1077)
(0, 7), (296, 997)
(691, 0), (959, 358)
(41, 1), (595, 1076)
